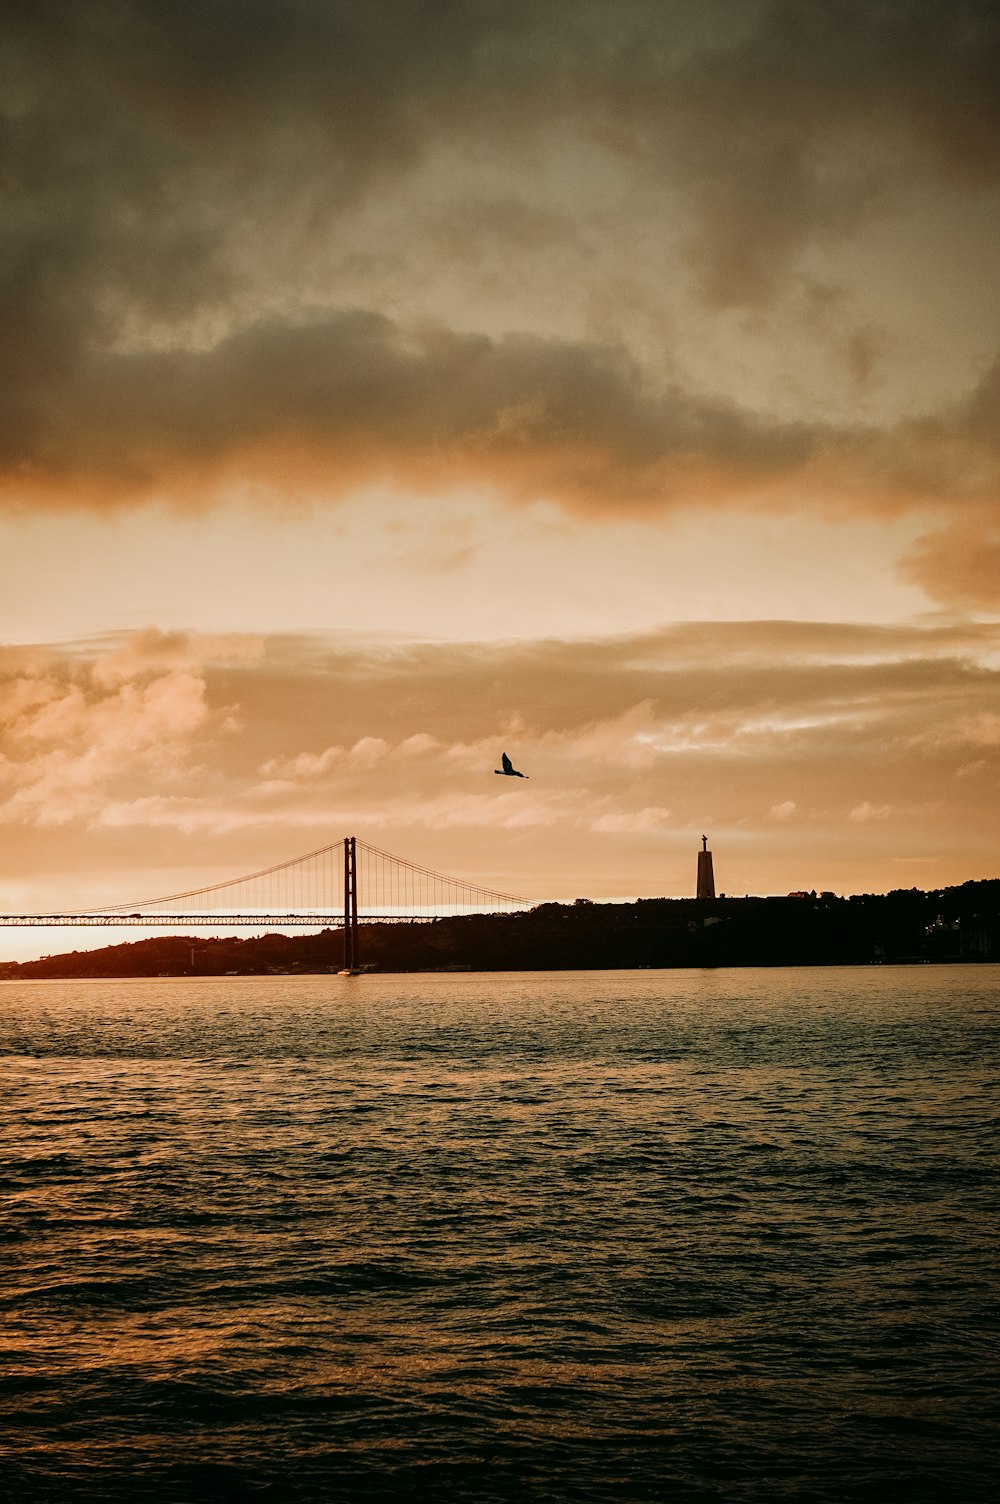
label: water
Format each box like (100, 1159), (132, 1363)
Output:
(2, 967), (998, 1502)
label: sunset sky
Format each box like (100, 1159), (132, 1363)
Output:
(2, 1), (999, 959)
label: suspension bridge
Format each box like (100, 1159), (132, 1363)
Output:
(0, 836), (531, 969)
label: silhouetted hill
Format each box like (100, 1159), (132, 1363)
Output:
(2, 881), (998, 979)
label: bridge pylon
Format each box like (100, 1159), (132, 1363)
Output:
(341, 836), (360, 973)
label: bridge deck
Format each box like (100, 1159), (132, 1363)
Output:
(0, 913), (483, 927)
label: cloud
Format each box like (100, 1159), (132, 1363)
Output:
(848, 801), (893, 824)
(1, 0), (998, 593)
(2, 669), (209, 827)
(954, 714), (1000, 749)
(592, 805), (672, 835)
(900, 511), (1000, 610)
(259, 744), (345, 780)
(0, 631), (241, 827)
(3, 619), (998, 904)
(90, 627), (264, 686)
(3, 301), (999, 602)
(260, 731), (443, 781)
(653, 1), (1000, 304)
(0, 308), (824, 510)
(5, 2), (996, 332)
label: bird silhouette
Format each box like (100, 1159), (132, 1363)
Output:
(495, 752), (528, 778)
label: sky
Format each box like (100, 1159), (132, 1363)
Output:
(2, 1), (999, 959)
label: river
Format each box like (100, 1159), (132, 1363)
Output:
(2, 967), (998, 1501)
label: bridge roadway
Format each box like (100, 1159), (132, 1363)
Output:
(0, 912), (462, 927)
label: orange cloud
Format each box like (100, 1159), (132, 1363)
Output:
(2, 621), (998, 907)
(0, 631), (258, 828)
(900, 510), (1000, 610)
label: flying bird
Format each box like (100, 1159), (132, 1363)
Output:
(495, 752), (528, 778)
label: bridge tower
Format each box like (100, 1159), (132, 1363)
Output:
(697, 834), (716, 900)
(342, 836), (360, 973)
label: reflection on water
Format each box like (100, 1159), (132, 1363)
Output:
(1, 968), (998, 1502)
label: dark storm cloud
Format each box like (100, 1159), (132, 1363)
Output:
(0, 308), (821, 507)
(4, 0), (993, 318)
(641, 0), (1000, 304)
(1, 2), (998, 547)
(6, 302), (999, 534)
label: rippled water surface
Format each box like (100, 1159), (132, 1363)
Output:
(2, 967), (998, 1502)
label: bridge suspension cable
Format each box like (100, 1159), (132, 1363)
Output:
(89, 836), (350, 917)
(22, 836), (531, 924)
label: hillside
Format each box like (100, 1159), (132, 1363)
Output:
(3, 881), (998, 978)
